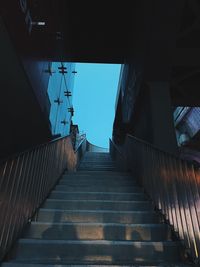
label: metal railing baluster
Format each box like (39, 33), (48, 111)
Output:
(0, 135), (86, 260)
(110, 135), (200, 264)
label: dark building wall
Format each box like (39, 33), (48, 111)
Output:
(113, 73), (152, 146)
(146, 82), (178, 154)
(1, 1), (52, 119)
(114, 65), (178, 154)
(22, 59), (51, 118)
(0, 3), (53, 157)
(130, 85), (153, 144)
(0, 17), (52, 158)
(0, 1), (79, 158)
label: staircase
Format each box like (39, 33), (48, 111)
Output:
(2, 152), (188, 266)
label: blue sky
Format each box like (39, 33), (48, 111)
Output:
(73, 63), (121, 148)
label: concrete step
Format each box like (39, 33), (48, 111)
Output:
(10, 239), (181, 265)
(59, 180), (135, 185)
(25, 222), (171, 241)
(81, 160), (113, 164)
(81, 159), (112, 162)
(79, 165), (115, 168)
(37, 209), (160, 224)
(42, 199), (152, 211)
(80, 163), (113, 165)
(79, 164), (114, 167)
(55, 185), (143, 193)
(83, 154), (111, 158)
(80, 160), (113, 162)
(78, 168), (116, 172)
(79, 163), (114, 166)
(1, 264), (191, 267)
(80, 165), (114, 168)
(63, 173), (132, 179)
(84, 152), (111, 158)
(58, 179), (137, 186)
(49, 191), (147, 201)
(78, 168), (116, 171)
(61, 175), (133, 182)
(83, 153), (111, 158)
(64, 173), (132, 177)
(80, 161), (114, 164)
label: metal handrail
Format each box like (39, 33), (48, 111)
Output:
(109, 138), (124, 158)
(111, 135), (200, 264)
(0, 135), (87, 260)
(109, 139), (127, 172)
(75, 137), (87, 153)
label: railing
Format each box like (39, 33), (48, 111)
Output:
(0, 135), (86, 260)
(110, 135), (200, 264)
(109, 139), (127, 171)
(179, 147), (200, 167)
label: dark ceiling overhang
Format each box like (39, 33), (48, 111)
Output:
(1, 0), (200, 107)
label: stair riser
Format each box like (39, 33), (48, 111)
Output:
(81, 162), (113, 164)
(63, 172), (131, 176)
(79, 170), (114, 172)
(79, 164), (114, 167)
(79, 166), (115, 168)
(58, 180), (137, 186)
(83, 155), (111, 158)
(80, 164), (114, 167)
(50, 192), (146, 201)
(0, 264), (191, 267)
(37, 210), (159, 224)
(62, 176), (133, 182)
(11, 241), (181, 264)
(79, 165), (115, 168)
(82, 156), (111, 160)
(79, 166), (115, 169)
(42, 201), (152, 211)
(55, 185), (143, 193)
(80, 162), (114, 164)
(82, 158), (111, 160)
(25, 224), (171, 241)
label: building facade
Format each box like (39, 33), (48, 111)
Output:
(47, 62), (76, 137)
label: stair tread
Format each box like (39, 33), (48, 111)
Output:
(49, 191), (146, 200)
(55, 186), (143, 193)
(39, 208), (155, 214)
(52, 190), (144, 195)
(45, 199), (149, 203)
(18, 239), (179, 245)
(63, 173), (132, 177)
(56, 185), (140, 187)
(12, 239), (181, 263)
(26, 222), (170, 241)
(30, 222), (165, 227)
